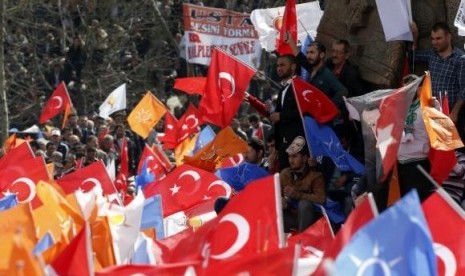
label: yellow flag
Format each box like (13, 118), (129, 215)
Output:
(0, 204), (36, 270)
(184, 127), (248, 171)
(419, 72), (464, 150)
(5, 233), (43, 276)
(174, 132), (199, 166)
(91, 217), (116, 269)
(127, 91), (167, 139)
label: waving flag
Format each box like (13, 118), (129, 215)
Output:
(143, 164), (231, 217)
(198, 48), (257, 128)
(141, 195), (164, 240)
(137, 144), (172, 179)
(6, 233), (42, 276)
(99, 83), (127, 120)
(32, 231), (54, 256)
(293, 77), (339, 123)
(160, 112), (178, 150)
(276, 0), (297, 54)
(192, 125), (216, 154)
(174, 77), (206, 96)
(216, 162), (269, 192)
(177, 104), (201, 145)
(423, 188), (465, 275)
(128, 91), (167, 139)
(333, 191), (436, 275)
(304, 116), (365, 175)
(0, 194), (17, 211)
(39, 82), (72, 123)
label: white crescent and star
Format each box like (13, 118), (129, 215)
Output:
(211, 213), (250, 259)
(10, 177), (36, 203)
(205, 180), (232, 199)
(218, 72), (236, 100)
(52, 96), (63, 109)
(434, 243), (457, 276)
(179, 115), (199, 141)
(169, 170), (201, 196)
(80, 177), (103, 191)
(302, 89), (313, 103)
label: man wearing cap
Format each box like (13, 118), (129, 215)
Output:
(280, 136), (326, 233)
(49, 128), (69, 162)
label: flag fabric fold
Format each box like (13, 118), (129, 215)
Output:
(40, 82), (72, 123)
(276, 0), (297, 55)
(173, 77), (206, 96)
(128, 91), (167, 139)
(99, 83), (127, 120)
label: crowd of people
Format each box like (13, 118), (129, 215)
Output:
(4, 0), (465, 236)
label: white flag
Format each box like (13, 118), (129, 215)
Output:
(455, 0), (465, 36)
(376, 0), (413, 41)
(99, 83), (127, 119)
(250, 2), (323, 52)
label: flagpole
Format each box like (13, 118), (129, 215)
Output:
(291, 78), (314, 158)
(255, 70), (283, 90)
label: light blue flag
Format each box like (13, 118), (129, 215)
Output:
(0, 194), (18, 211)
(32, 232), (54, 256)
(192, 125), (216, 154)
(304, 116), (365, 175)
(333, 190), (437, 276)
(132, 234), (155, 264)
(215, 162), (269, 192)
(135, 158), (155, 189)
(140, 195), (164, 240)
(300, 35), (313, 81)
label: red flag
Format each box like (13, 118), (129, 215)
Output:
(287, 211), (334, 258)
(174, 77), (207, 96)
(120, 138), (129, 177)
(143, 164), (231, 216)
(0, 156), (49, 207)
(165, 174), (285, 263)
(198, 48), (256, 128)
(422, 189), (465, 275)
(313, 193), (378, 275)
(57, 160), (117, 195)
(40, 82), (72, 123)
(219, 153), (245, 168)
(160, 112), (179, 150)
(95, 262), (201, 276)
(137, 144), (173, 179)
(0, 141), (35, 168)
(376, 83), (418, 181)
(51, 224), (93, 276)
(292, 77), (339, 123)
(276, 0), (297, 55)
(177, 104), (201, 144)
(442, 91), (450, 115)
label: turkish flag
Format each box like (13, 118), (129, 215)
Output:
(165, 174), (284, 264)
(143, 164), (231, 216)
(137, 144), (173, 179)
(375, 82), (418, 181)
(276, 0), (297, 55)
(39, 82), (72, 123)
(57, 160), (117, 195)
(313, 193), (378, 276)
(292, 77), (339, 123)
(119, 138), (129, 177)
(50, 224), (93, 276)
(160, 112), (178, 150)
(287, 212), (334, 257)
(219, 153), (245, 168)
(422, 189), (465, 275)
(0, 142), (35, 168)
(176, 104), (201, 145)
(174, 77), (206, 96)
(198, 48), (256, 128)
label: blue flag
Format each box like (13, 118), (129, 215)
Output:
(304, 116), (365, 175)
(32, 232), (54, 256)
(300, 35), (313, 81)
(140, 195), (164, 240)
(135, 158), (155, 189)
(333, 190), (437, 276)
(0, 194), (17, 211)
(132, 234), (155, 264)
(216, 162), (269, 192)
(193, 125), (216, 154)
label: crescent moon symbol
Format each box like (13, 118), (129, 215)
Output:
(185, 115), (199, 129)
(176, 170), (201, 195)
(434, 243), (457, 276)
(211, 213), (250, 259)
(52, 96), (63, 109)
(302, 90), (313, 103)
(207, 180), (232, 198)
(10, 177), (36, 203)
(229, 154), (244, 167)
(80, 177), (102, 192)
(218, 72), (236, 100)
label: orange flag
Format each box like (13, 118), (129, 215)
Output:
(174, 132), (199, 166)
(419, 72), (464, 151)
(184, 127), (248, 171)
(2, 133), (26, 153)
(91, 217), (116, 269)
(128, 91), (167, 139)
(62, 104), (72, 129)
(39, 82), (72, 124)
(5, 233), (43, 276)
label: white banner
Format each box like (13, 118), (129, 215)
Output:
(181, 4), (262, 67)
(250, 2), (323, 52)
(455, 0), (465, 36)
(376, 0), (413, 41)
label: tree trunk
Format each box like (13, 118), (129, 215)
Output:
(0, 0), (8, 145)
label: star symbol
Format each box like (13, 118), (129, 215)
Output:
(170, 183), (181, 195)
(2, 190), (16, 197)
(181, 124), (188, 130)
(134, 108), (152, 123)
(377, 124), (396, 159)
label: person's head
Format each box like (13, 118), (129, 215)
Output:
(230, 118), (240, 130)
(45, 141), (57, 155)
(431, 22), (452, 54)
(239, 116), (251, 130)
(68, 113), (79, 127)
(86, 135), (99, 148)
(51, 151), (63, 163)
(68, 134), (81, 147)
(266, 132), (275, 155)
(114, 124), (126, 139)
(61, 127), (72, 143)
(85, 146), (97, 160)
(306, 41), (326, 67)
(49, 128), (62, 143)
(245, 138), (265, 164)
(248, 114), (261, 129)
(276, 54), (297, 80)
(64, 153), (77, 170)
(331, 39), (350, 66)
(286, 136), (309, 171)
(100, 135), (114, 151)
(112, 111), (127, 125)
